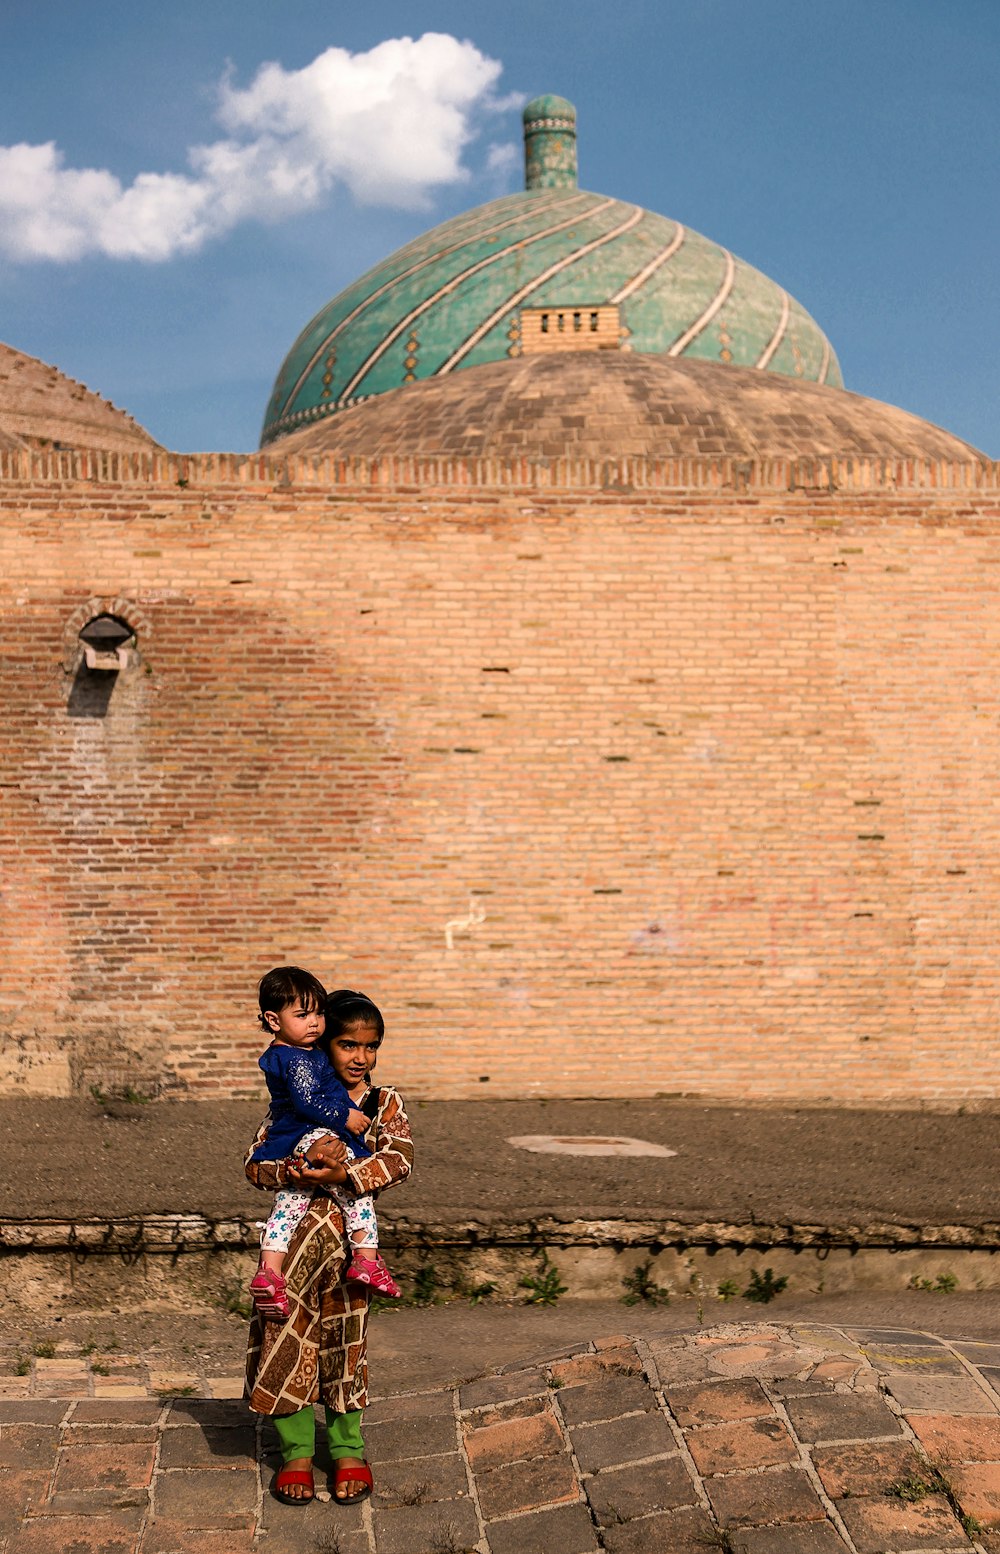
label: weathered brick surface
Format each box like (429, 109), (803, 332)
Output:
(811, 1438), (926, 1497)
(464, 1404), (563, 1470)
(684, 1414), (797, 1475)
(909, 1412), (1000, 1462)
(373, 1498), (482, 1554)
(707, 1465), (826, 1527)
(584, 1455), (696, 1522)
(667, 1377), (772, 1427)
(949, 1459), (1000, 1528)
(782, 1390), (902, 1443)
(600, 1505), (717, 1553)
(2, 456), (1000, 1102)
(484, 1501), (598, 1554)
(570, 1409), (676, 1472)
(836, 1491), (970, 1551)
(476, 1450), (579, 1518)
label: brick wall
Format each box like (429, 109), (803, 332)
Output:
(1, 449), (999, 1103)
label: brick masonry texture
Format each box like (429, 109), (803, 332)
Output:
(2, 451), (1000, 1101)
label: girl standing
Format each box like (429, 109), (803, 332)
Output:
(245, 988), (412, 1506)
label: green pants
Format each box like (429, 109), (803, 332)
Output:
(273, 1405), (365, 1463)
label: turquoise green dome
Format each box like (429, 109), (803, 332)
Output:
(261, 98), (842, 447)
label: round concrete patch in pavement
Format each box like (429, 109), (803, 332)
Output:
(508, 1133), (677, 1157)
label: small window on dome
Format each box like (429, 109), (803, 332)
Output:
(520, 305), (621, 354)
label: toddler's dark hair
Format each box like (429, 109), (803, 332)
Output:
(257, 965), (327, 1032)
(325, 988), (384, 1041)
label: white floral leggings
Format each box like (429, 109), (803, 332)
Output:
(260, 1127), (379, 1254)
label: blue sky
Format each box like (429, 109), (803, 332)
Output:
(2, 0), (997, 455)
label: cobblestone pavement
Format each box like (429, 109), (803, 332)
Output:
(4, 1322), (1000, 1553)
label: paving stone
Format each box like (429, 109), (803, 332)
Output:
(484, 1501), (597, 1554)
(374, 1496), (481, 1554)
(770, 1378), (839, 1399)
(570, 1409), (675, 1472)
(367, 1390), (457, 1423)
(837, 1491), (970, 1550)
(464, 1406), (562, 1471)
(886, 1373), (995, 1412)
(555, 1376), (655, 1426)
(809, 1359), (864, 1383)
(729, 1524), (848, 1553)
(162, 1399), (246, 1429)
(156, 1425), (255, 1469)
(864, 1344), (967, 1374)
(812, 1438), (927, 1497)
(459, 1370), (547, 1410)
(549, 1349), (642, 1387)
(599, 1505), (717, 1554)
(372, 1450), (469, 1506)
(0, 1469), (48, 1533)
(53, 1441), (156, 1491)
(259, 1480), (366, 1535)
(205, 1377), (244, 1400)
(8, 1513), (143, 1553)
(644, 1340), (715, 1387)
(846, 1329), (945, 1346)
(0, 1403), (66, 1425)
(584, 1455), (696, 1523)
(465, 1395), (548, 1427)
(140, 1529), (259, 1554)
(782, 1391), (902, 1442)
(0, 1426), (59, 1469)
(476, 1450), (579, 1518)
(365, 1411), (459, 1462)
(684, 1415), (797, 1476)
(152, 1466), (257, 1526)
(953, 1343), (1000, 1365)
(707, 1466), (826, 1528)
(909, 1411), (1000, 1461)
(63, 1424), (159, 1445)
(666, 1377), (771, 1426)
(949, 1460), (1000, 1529)
(38, 1488), (150, 1514)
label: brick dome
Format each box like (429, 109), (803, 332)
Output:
(0, 341), (161, 454)
(269, 352), (984, 464)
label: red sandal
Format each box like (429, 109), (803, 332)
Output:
(272, 1464), (315, 1505)
(332, 1459), (373, 1504)
(249, 1267), (290, 1319)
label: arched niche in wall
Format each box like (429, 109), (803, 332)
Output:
(63, 597), (147, 720)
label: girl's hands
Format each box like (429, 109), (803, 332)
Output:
(289, 1136), (349, 1186)
(345, 1107), (370, 1136)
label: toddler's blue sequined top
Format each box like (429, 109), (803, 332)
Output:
(250, 1044), (371, 1163)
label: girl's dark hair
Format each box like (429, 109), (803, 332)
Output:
(257, 965), (327, 1032)
(325, 988), (384, 1041)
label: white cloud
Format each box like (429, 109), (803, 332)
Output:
(0, 33), (511, 263)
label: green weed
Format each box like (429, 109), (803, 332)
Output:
(32, 1341), (55, 1359)
(407, 1264), (441, 1307)
(220, 1283), (252, 1320)
(716, 1279), (741, 1302)
(621, 1260), (670, 1307)
(743, 1268), (789, 1305)
(14, 1355), (30, 1376)
(519, 1252), (567, 1306)
(908, 1272), (958, 1293)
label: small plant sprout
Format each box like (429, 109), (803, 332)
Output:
(621, 1260), (670, 1307)
(908, 1272), (958, 1293)
(743, 1268), (789, 1305)
(32, 1341), (56, 1359)
(716, 1279), (740, 1302)
(519, 1252), (567, 1306)
(410, 1264), (441, 1306)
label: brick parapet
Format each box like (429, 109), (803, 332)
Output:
(0, 447), (997, 494)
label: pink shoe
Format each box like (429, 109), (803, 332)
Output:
(346, 1253), (401, 1298)
(249, 1267), (290, 1319)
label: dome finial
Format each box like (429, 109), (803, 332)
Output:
(523, 95), (577, 190)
